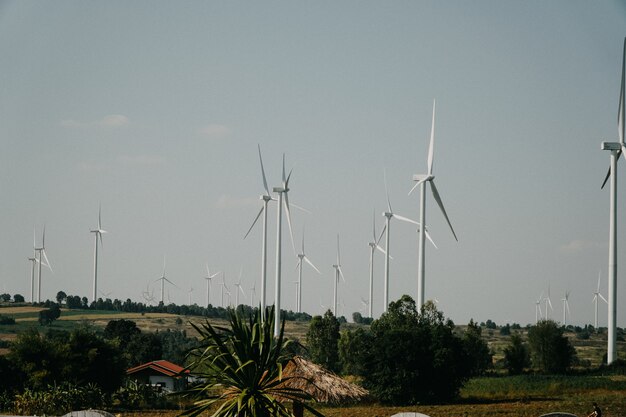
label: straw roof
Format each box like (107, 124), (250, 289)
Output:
(276, 356), (368, 404)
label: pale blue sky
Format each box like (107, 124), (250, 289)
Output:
(1, 1), (625, 326)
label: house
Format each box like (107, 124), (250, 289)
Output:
(126, 360), (189, 392)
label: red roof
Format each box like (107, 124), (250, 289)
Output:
(126, 360), (189, 377)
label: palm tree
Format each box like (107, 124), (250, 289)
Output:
(179, 306), (323, 417)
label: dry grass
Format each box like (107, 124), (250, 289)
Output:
(0, 306), (44, 314)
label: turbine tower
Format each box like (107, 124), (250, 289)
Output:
(600, 38), (625, 364)
(295, 229), (320, 313)
(204, 265), (220, 306)
(592, 271), (608, 329)
(332, 235), (346, 317)
(409, 100), (458, 310)
(28, 256), (36, 303)
(543, 285), (553, 320)
(90, 206), (107, 303)
(244, 145), (273, 315)
(272, 154), (296, 336)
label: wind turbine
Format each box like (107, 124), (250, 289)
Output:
(409, 100), (458, 311)
(382, 170), (426, 313)
(360, 297), (369, 316)
(204, 265), (219, 306)
(188, 286), (194, 305)
(543, 286), (553, 320)
(561, 291), (571, 326)
(220, 273), (229, 308)
(599, 37), (625, 365)
(593, 271), (608, 329)
(90, 206), (107, 303)
(244, 144), (273, 315)
(535, 292), (543, 324)
(272, 154), (296, 336)
(250, 282), (256, 307)
(234, 267), (246, 306)
(295, 229), (320, 313)
(155, 257), (176, 304)
(332, 235), (346, 317)
(367, 210), (387, 318)
(34, 226), (52, 303)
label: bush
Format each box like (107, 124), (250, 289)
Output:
(306, 310), (341, 373)
(13, 384), (104, 415)
(0, 315), (15, 325)
(503, 333), (531, 375)
(528, 320), (576, 373)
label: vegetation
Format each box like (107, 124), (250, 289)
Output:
(528, 320), (576, 373)
(180, 306), (322, 417)
(503, 333), (531, 375)
(306, 310), (341, 373)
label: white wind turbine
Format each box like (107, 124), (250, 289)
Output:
(382, 170), (430, 313)
(409, 100), (458, 311)
(295, 229), (320, 313)
(332, 235), (346, 317)
(34, 226), (52, 303)
(244, 144), (273, 314)
(234, 267), (246, 307)
(543, 286), (553, 320)
(272, 154), (297, 336)
(360, 297), (369, 316)
(367, 210), (388, 318)
(188, 286), (194, 305)
(155, 257), (177, 304)
(204, 265), (220, 306)
(220, 273), (230, 308)
(250, 282), (256, 307)
(599, 37), (625, 364)
(535, 291), (544, 324)
(561, 291), (571, 326)
(593, 271), (608, 330)
(90, 206), (107, 303)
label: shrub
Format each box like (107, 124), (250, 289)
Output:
(0, 315), (15, 325)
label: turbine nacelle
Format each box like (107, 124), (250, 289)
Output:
(412, 174), (435, 182)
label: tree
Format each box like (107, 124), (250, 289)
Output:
(528, 320), (576, 373)
(179, 307), (321, 417)
(463, 319), (493, 376)
(503, 333), (530, 375)
(126, 333), (163, 367)
(306, 309), (341, 373)
(0, 293), (10, 302)
(56, 291), (67, 304)
(339, 327), (372, 375)
(345, 296), (471, 405)
(38, 304), (61, 325)
(13, 294), (25, 303)
(104, 319), (141, 345)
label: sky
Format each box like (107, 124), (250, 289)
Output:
(1, 1), (626, 327)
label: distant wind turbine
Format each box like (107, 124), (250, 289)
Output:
(204, 264), (220, 306)
(188, 286), (194, 305)
(28, 256), (36, 303)
(561, 291), (571, 326)
(535, 291), (544, 324)
(220, 273), (229, 308)
(90, 206), (107, 303)
(34, 226), (52, 303)
(295, 229), (320, 313)
(599, 37), (625, 365)
(234, 267), (246, 306)
(593, 271), (608, 329)
(382, 170), (428, 313)
(409, 100), (458, 311)
(332, 235), (346, 317)
(250, 282), (256, 307)
(367, 210), (387, 318)
(155, 257), (177, 304)
(543, 286), (553, 320)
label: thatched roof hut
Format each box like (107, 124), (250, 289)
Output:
(276, 356), (368, 405)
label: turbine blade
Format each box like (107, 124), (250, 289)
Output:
(164, 277), (179, 289)
(98, 231), (104, 249)
(375, 244), (394, 259)
(427, 99), (436, 175)
(294, 259), (302, 271)
(408, 179), (426, 196)
(601, 165), (612, 190)
(98, 205), (102, 230)
(304, 255), (321, 274)
(599, 294), (608, 304)
(41, 250), (52, 272)
(392, 213), (419, 225)
(424, 229), (438, 249)
(597, 271), (602, 292)
(258, 144), (270, 196)
(377, 223), (387, 245)
(338, 265), (346, 282)
(282, 153), (286, 183)
(290, 202), (311, 214)
(384, 168), (392, 212)
(33, 225), (36, 249)
(244, 206), (264, 239)
(42, 225), (46, 247)
(336, 234), (341, 265)
(372, 209), (377, 240)
(284, 191), (296, 255)
(619, 37), (625, 145)
(301, 227), (305, 254)
(430, 181), (458, 241)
